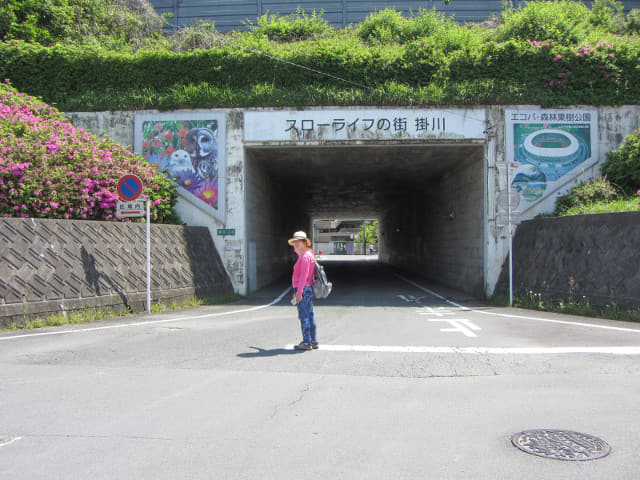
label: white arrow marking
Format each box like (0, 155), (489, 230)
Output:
(429, 318), (482, 338)
(397, 295), (423, 303)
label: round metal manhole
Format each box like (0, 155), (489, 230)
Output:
(511, 429), (611, 461)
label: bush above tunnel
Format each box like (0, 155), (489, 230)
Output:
(2, 1), (640, 110)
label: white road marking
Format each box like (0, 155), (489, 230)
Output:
(397, 295), (423, 303)
(395, 273), (640, 335)
(429, 318), (482, 337)
(0, 287), (292, 342)
(0, 437), (22, 448)
(285, 344), (640, 355)
(416, 307), (454, 317)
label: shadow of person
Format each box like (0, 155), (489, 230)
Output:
(237, 346), (305, 358)
(81, 246), (101, 295)
(80, 246), (131, 311)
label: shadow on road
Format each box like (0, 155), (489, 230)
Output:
(237, 346), (304, 358)
(239, 260), (484, 308)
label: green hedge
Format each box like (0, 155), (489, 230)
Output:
(2, 1), (640, 110)
(2, 35), (639, 111)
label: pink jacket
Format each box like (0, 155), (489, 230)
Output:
(292, 249), (315, 294)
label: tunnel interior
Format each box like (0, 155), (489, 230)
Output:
(245, 142), (485, 296)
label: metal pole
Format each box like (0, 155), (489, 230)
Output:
(146, 199), (151, 314)
(362, 220), (366, 255)
(507, 164), (513, 307)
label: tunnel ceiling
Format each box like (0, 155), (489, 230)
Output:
(246, 143), (483, 218)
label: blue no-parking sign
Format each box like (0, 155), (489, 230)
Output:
(116, 174), (144, 202)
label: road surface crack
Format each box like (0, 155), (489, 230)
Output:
(269, 377), (322, 420)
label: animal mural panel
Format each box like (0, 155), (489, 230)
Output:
(505, 109), (598, 213)
(142, 120), (220, 210)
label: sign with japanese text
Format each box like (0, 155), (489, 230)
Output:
(116, 199), (146, 218)
(244, 109), (487, 142)
(505, 107), (598, 213)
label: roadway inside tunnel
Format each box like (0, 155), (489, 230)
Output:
(245, 142), (485, 297)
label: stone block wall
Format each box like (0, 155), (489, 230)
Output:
(495, 212), (640, 308)
(0, 218), (233, 326)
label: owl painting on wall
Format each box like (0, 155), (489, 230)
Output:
(137, 114), (226, 221)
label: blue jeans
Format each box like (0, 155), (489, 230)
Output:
(297, 286), (317, 344)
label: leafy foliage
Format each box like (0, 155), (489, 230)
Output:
(496, 0), (592, 44)
(0, 0), (164, 48)
(553, 177), (620, 215)
(2, 1), (640, 110)
(250, 8), (332, 41)
(601, 127), (640, 194)
(168, 21), (225, 52)
(0, 81), (179, 222)
(355, 220), (379, 246)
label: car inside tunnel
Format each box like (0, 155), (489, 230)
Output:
(245, 142), (485, 297)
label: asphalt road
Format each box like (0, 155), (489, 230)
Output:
(1, 259), (640, 479)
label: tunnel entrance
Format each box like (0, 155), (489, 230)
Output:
(245, 142), (485, 296)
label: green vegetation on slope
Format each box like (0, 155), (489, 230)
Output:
(553, 127), (640, 217)
(1, 0), (640, 110)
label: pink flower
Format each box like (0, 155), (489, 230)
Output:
(558, 72), (564, 78)
(554, 55), (562, 62)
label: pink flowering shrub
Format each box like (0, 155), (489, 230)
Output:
(0, 82), (179, 223)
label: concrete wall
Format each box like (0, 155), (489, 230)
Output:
(245, 152), (297, 291)
(70, 105), (640, 300)
(71, 109), (249, 294)
(494, 212), (640, 308)
(0, 218), (233, 327)
(380, 150), (485, 297)
(483, 105), (640, 298)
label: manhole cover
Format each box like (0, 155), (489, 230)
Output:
(511, 429), (611, 461)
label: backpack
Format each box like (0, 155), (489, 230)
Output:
(311, 259), (332, 299)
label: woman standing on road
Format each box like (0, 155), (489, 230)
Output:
(289, 231), (318, 351)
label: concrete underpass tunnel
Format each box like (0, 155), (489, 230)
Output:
(245, 142), (485, 297)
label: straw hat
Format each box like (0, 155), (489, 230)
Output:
(288, 230), (311, 246)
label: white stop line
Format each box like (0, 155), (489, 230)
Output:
(285, 345), (640, 355)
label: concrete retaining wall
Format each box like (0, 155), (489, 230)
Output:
(380, 149), (485, 297)
(70, 105), (640, 299)
(495, 212), (640, 308)
(246, 155), (293, 291)
(0, 218), (233, 327)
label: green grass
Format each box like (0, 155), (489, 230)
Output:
(148, 294), (243, 313)
(2, 294), (243, 331)
(559, 197), (640, 216)
(493, 293), (640, 322)
(52, 80), (539, 112)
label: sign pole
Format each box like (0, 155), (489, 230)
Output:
(146, 199), (151, 314)
(507, 164), (514, 307)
